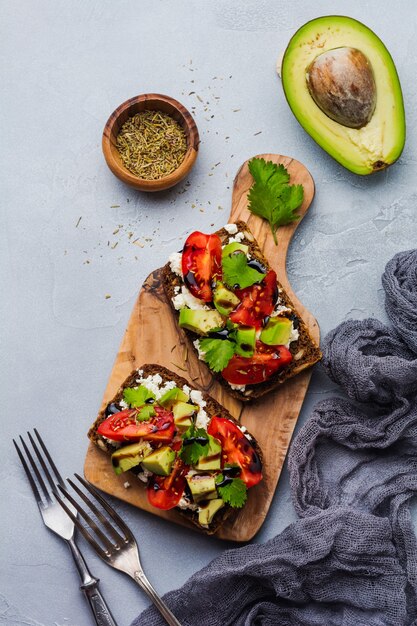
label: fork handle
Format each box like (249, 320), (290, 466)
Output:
(67, 538), (118, 626)
(133, 571), (182, 626)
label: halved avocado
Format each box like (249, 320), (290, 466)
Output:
(281, 16), (405, 175)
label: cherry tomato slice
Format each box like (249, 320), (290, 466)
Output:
(221, 342), (292, 385)
(182, 232), (222, 302)
(230, 270), (278, 329)
(147, 459), (188, 510)
(207, 417), (262, 488)
(97, 406), (175, 443)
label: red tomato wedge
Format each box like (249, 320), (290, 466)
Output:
(221, 342), (292, 386)
(207, 417), (262, 488)
(147, 459), (188, 510)
(182, 232), (222, 302)
(97, 406), (175, 443)
(230, 270), (278, 329)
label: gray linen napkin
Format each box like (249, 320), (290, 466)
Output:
(132, 249), (417, 626)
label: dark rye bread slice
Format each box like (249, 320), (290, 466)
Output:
(162, 220), (322, 402)
(88, 364), (263, 536)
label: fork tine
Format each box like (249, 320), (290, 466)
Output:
(34, 428), (65, 488)
(75, 473), (133, 541)
(57, 483), (117, 553)
(66, 477), (126, 545)
(18, 435), (51, 503)
(54, 490), (107, 559)
(27, 431), (56, 494)
(13, 438), (43, 504)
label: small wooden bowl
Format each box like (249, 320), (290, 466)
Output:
(102, 94), (200, 192)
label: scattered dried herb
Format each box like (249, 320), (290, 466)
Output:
(116, 111), (187, 180)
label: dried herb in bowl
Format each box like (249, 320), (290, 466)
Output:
(116, 110), (187, 180)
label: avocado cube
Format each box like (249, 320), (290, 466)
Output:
(195, 436), (222, 471)
(260, 317), (292, 346)
(159, 386), (189, 409)
(222, 242), (249, 259)
(111, 441), (152, 476)
(187, 475), (217, 503)
(235, 327), (256, 357)
(141, 446), (176, 476)
(172, 401), (197, 431)
(213, 282), (240, 316)
(198, 499), (225, 526)
(179, 309), (225, 336)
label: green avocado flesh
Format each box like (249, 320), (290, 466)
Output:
(195, 435), (222, 471)
(179, 308), (225, 335)
(281, 16), (405, 175)
(198, 499), (224, 526)
(159, 386), (188, 408)
(186, 475), (218, 502)
(141, 446), (176, 476)
(260, 317), (292, 346)
(213, 282), (240, 316)
(111, 441), (152, 476)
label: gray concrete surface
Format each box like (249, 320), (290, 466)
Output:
(1, 1), (417, 624)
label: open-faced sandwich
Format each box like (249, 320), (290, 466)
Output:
(162, 220), (322, 401)
(88, 364), (263, 535)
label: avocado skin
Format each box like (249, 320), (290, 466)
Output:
(179, 308), (225, 335)
(281, 15), (406, 175)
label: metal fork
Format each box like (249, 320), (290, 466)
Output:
(55, 473), (182, 626)
(14, 430), (118, 626)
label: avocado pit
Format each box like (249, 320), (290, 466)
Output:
(306, 47), (376, 129)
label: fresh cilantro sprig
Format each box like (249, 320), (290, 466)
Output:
(247, 157), (304, 245)
(136, 405), (156, 422)
(123, 385), (156, 407)
(199, 337), (236, 372)
(180, 425), (210, 465)
(215, 474), (247, 508)
(222, 251), (265, 289)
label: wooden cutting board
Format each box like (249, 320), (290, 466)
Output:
(84, 154), (319, 542)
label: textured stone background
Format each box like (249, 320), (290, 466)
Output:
(2, 1), (416, 624)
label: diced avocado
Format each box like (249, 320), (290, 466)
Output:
(186, 475), (217, 503)
(172, 401), (197, 431)
(111, 441), (152, 476)
(213, 282), (240, 317)
(235, 327), (256, 357)
(179, 308), (225, 336)
(196, 436), (222, 471)
(260, 317), (292, 345)
(281, 16), (405, 175)
(222, 242), (249, 259)
(141, 446), (176, 476)
(159, 386), (189, 408)
(198, 498), (225, 526)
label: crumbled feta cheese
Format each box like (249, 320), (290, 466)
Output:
(173, 285), (180, 295)
(240, 425), (252, 440)
(137, 369), (144, 377)
(193, 339), (206, 359)
(101, 436), (121, 448)
(123, 481), (131, 489)
(229, 383), (246, 392)
(137, 467), (153, 483)
(286, 325), (299, 347)
(195, 407), (209, 429)
(190, 389), (206, 407)
(224, 223), (238, 235)
(177, 496), (198, 511)
(168, 252), (182, 277)
(270, 304), (292, 317)
(136, 373), (164, 399)
(172, 285), (210, 311)
(160, 380), (177, 394)
(119, 399), (129, 410)
(182, 384), (191, 397)
(228, 232), (245, 243)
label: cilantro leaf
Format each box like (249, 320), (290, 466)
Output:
(199, 337), (236, 372)
(215, 475), (247, 508)
(180, 425), (210, 465)
(222, 250), (265, 289)
(247, 157), (304, 245)
(123, 385), (156, 407)
(136, 405), (156, 422)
